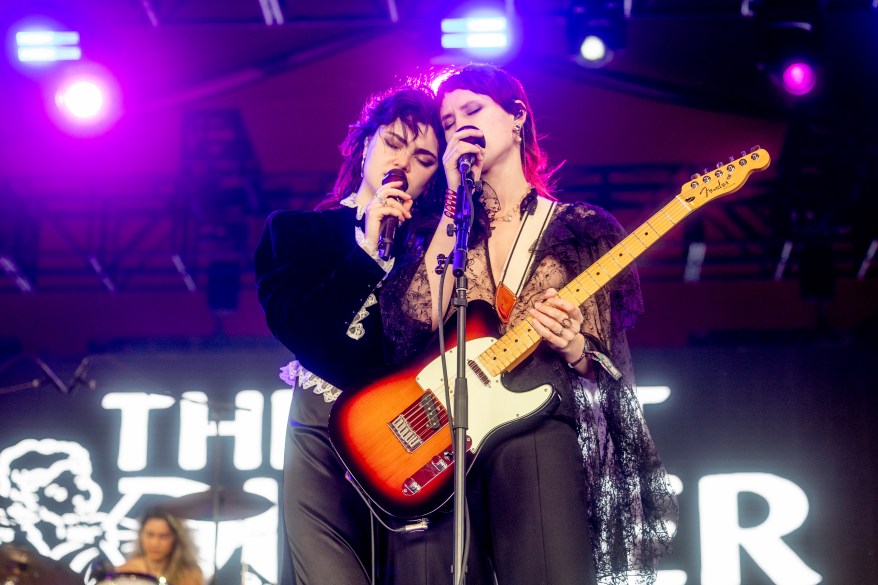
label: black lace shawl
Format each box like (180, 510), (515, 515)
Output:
(379, 199), (677, 583)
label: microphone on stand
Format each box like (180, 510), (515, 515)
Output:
(377, 168), (409, 261)
(455, 125), (486, 175)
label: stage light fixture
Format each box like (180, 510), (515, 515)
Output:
(56, 79), (104, 119)
(47, 62), (122, 136)
(567, 1), (628, 68)
(781, 61), (817, 96)
(440, 13), (510, 55)
(579, 35), (608, 63)
(755, 9), (821, 98)
(16, 29), (81, 63)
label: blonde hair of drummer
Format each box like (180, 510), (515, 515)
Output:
(117, 507), (204, 585)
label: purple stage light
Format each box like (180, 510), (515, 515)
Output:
(56, 80), (104, 119)
(781, 62), (817, 96)
(47, 63), (122, 136)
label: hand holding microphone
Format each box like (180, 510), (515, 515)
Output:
(376, 169), (409, 261)
(442, 126), (486, 197)
(455, 125), (487, 174)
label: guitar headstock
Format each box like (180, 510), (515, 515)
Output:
(679, 147), (771, 209)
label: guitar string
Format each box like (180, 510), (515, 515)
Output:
(396, 393), (451, 441)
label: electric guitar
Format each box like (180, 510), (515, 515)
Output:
(329, 148), (771, 519)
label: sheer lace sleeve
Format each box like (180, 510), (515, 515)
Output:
(535, 202), (676, 584)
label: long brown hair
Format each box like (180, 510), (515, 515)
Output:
(134, 507), (202, 584)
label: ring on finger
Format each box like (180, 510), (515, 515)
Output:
(561, 318), (572, 328)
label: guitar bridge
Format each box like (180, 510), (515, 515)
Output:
(389, 414), (424, 452)
(388, 392), (449, 453)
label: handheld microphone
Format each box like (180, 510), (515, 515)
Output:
(456, 125), (486, 174)
(377, 168), (409, 261)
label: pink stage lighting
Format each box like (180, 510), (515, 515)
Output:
(48, 63), (121, 135)
(56, 80), (104, 119)
(781, 61), (817, 96)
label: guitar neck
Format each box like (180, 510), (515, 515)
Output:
(475, 147), (770, 377)
(478, 195), (693, 377)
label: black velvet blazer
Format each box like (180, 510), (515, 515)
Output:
(255, 206), (388, 390)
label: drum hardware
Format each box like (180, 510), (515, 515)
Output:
(0, 543), (79, 585)
(161, 397), (272, 585)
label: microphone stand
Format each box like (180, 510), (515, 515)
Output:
(449, 162), (476, 585)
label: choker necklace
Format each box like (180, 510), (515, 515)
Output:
(484, 183), (532, 223)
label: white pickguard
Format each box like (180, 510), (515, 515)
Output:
(414, 336), (554, 450)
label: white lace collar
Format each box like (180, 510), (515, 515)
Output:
(339, 192), (367, 221)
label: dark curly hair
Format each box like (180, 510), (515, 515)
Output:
(317, 84), (446, 215)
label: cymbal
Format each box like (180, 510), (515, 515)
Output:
(160, 487), (273, 522)
(0, 543), (79, 585)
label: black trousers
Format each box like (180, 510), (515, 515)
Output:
(383, 416), (598, 585)
(283, 385), (374, 585)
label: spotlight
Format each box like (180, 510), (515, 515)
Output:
(16, 30), (81, 63)
(567, 1), (627, 68)
(440, 12), (511, 56)
(755, 7), (821, 98)
(56, 80), (104, 119)
(579, 35), (608, 63)
(47, 62), (122, 136)
(781, 61), (817, 96)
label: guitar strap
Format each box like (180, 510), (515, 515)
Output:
(495, 196), (557, 323)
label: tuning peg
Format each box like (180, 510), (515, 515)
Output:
(691, 173), (701, 180)
(740, 151), (747, 157)
(716, 162), (723, 169)
(750, 145), (760, 152)
(728, 156), (736, 163)
(703, 168), (709, 175)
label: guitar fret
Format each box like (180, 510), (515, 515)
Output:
(652, 211), (675, 233)
(596, 255), (622, 279)
(480, 346), (499, 368)
(586, 265), (611, 287)
(477, 352), (495, 374)
(489, 337), (515, 368)
(621, 235), (646, 257)
(632, 223), (659, 247)
(565, 275), (598, 306)
(611, 241), (637, 265)
(516, 321), (540, 343)
(666, 197), (692, 222)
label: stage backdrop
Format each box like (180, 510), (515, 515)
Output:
(0, 342), (875, 585)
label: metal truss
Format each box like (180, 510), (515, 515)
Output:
(1, 163), (872, 296)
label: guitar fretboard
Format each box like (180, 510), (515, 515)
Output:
(477, 195), (695, 377)
(475, 147), (769, 377)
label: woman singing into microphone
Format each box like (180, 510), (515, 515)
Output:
(255, 84), (444, 584)
(377, 64), (677, 584)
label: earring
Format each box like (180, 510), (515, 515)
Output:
(513, 123), (523, 144)
(361, 138), (369, 173)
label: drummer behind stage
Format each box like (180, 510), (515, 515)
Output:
(114, 507), (204, 585)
